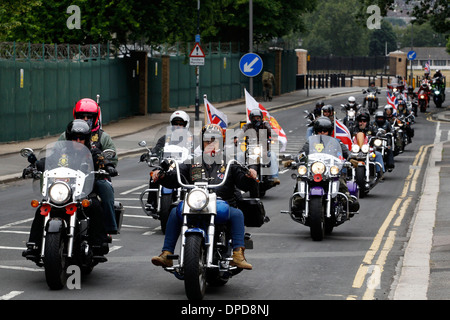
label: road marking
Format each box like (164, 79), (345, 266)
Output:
(0, 246), (24, 250)
(348, 142), (431, 299)
(0, 218), (33, 229)
(0, 265), (43, 272)
(0, 291), (24, 300)
(120, 184), (147, 195)
(0, 230), (29, 234)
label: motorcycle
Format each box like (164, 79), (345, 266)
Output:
(341, 103), (361, 129)
(362, 88), (381, 115)
(417, 81), (431, 113)
(431, 77), (445, 108)
(281, 135), (359, 241)
(393, 114), (414, 152)
(20, 141), (123, 290)
(158, 158), (266, 300)
(138, 127), (192, 234)
(348, 132), (384, 198)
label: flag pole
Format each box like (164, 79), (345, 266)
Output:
(203, 94), (208, 125)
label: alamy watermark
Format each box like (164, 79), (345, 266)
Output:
(366, 5), (382, 30)
(66, 5), (81, 30)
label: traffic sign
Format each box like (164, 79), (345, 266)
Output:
(407, 50), (416, 61)
(239, 53), (263, 77)
(189, 43), (205, 58)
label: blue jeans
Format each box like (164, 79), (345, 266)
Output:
(95, 179), (117, 233)
(374, 151), (385, 173)
(162, 205), (246, 253)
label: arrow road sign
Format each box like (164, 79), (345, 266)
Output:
(239, 53), (263, 77)
(407, 50), (416, 61)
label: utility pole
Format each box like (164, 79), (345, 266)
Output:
(195, 0), (200, 121)
(249, 0), (253, 95)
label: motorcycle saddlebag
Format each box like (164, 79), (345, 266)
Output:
(237, 198), (266, 227)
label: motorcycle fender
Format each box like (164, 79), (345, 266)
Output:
(46, 218), (65, 234)
(310, 186), (325, 196)
(185, 228), (206, 240)
(331, 181), (340, 197)
(161, 186), (173, 195)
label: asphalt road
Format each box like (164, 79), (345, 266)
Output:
(0, 92), (437, 306)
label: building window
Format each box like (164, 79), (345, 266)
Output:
(433, 60), (446, 66)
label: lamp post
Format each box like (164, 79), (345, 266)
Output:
(249, 0), (253, 95)
(195, 0), (200, 121)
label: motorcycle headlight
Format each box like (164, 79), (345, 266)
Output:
(348, 110), (355, 117)
(361, 144), (370, 153)
(49, 182), (71, 205)
(420, 95), (425, 99)
(330, 165), (339, 175)
(374, 139), (382, 147)
(186, 189), (209, 211)
(435, 90), (440, 95)
(351, 145), (360, 153)
(251, 146), (262, 156)
(311, 162), (326, 175)
(297, 165), (307, 176)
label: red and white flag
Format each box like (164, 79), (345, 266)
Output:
(333, 119), (352, 150)
(386, 91), (398, 111)
(204, 97), (228, 129)
(244, 89), (287, 152)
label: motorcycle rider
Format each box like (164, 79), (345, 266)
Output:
(306, 100), (324, 138)
(293, 117), (360, 214)
(150, 124), (258, 270)
(141, 110), (192, 213)
(349, 112), (385, 178)
(59, 98), (119, 235)
(384, 105), (396, 125)
(343, 96), (360, 127)
(23, 120), (110, 263)
(241, 109), (280, 185)
(396, 100), (415, 143)
(371, 111), (395, 171)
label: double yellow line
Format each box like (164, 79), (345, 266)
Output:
(347, 144), (432, 300)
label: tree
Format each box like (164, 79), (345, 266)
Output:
(369, 20), (397, 56)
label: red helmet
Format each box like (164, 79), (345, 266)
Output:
(73, 98), (101, 132)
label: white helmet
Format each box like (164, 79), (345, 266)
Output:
(348, 96), (356, 106)
(169, 110), (190, 129)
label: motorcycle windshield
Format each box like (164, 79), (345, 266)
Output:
(307, 135), (345, 169)
(34, 141), (95, 201)
(163, 126), (193, 164)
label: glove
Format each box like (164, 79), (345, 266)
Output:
(106, 166), (118, 177)
(28, 154), (37, 165)
(140, 153), (148, 162)
(284, 160), (293, 167)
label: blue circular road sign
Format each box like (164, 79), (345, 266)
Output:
(239, 53), (263, 77)
(407, 50), (416, 61)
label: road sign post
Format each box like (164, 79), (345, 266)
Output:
(190, 42), (205, 121)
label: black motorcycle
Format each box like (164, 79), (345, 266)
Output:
(21, 142), (123, 289)
(362, 88), (381, 115)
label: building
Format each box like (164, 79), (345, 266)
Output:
(400, 47), (450, 71)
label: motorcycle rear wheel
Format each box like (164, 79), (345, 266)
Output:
(43, 232), (67, 290)
(184, 234), (207, 300)
(309, 197), (324, 241)
(356, 166), (367, 198)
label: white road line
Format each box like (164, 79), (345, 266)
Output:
(0, 218), (33, 230)
(0, 291), (24, 300)
(109, 246), (122, 253)
(0, 265), (43, 272)
(123, 206), (142, 209)
(120, 184), (147, 195)
(0, 246), (25, 250)
(124, 214), (152, 219)
(0, 230), (29, 234)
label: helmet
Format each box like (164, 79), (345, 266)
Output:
(356, 112), (370, 123)
(375, 111), (386, 126)
(407, 85), (414, 93)
(73, 98), (101, 132)
(170, 110), (190, 129)
(384, 105), (394, 115)
(313, 116), (333, 135)
(315, 100), (324, 108)
(65, 119), (91, 149)
(348, 96), (356, 106)
(249, 109), (263, 128)
(321, 104), (334, 115)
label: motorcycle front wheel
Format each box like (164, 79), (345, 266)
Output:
(159, 193), (173, 234)
(309, 197), (324, 241)
(43, 232), (67, 290)
(356, 166), (367, 198)
(184, 234), (207, 300)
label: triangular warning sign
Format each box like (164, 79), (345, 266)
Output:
(189, 43), (205, 58)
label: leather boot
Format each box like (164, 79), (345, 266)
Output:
(230, 247), (252, 270)
(151, 251), (173, 267)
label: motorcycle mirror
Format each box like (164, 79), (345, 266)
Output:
(103, 149), (116, 159)
(282, 154), (292, 160)
(138, 140), (147, 147)
(303, 110), (309, 114)
(20, 148), (34, 158)
(160, 159), (171, 172)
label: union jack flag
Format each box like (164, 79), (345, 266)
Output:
(204, 97), (228, 129)
(424, 60), (430, 73)
(333, 119), (352, 150)
(387, 91), (398, 111)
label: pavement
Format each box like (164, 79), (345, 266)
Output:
(1, 85), (450, 300)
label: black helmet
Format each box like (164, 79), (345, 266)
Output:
(356, 112), (370, 123)
(375, 111), (386, 126)
(66, 119), (91, 149)
(313, 116), (333, 135)
(321, 104), (334, 115)
(315, 100), (324, 108)
(249, 109), (263, 128)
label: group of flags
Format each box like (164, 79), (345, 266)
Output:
(204, 89), (288, 152)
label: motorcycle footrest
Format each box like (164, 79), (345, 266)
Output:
(166, 254), (179, 260)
